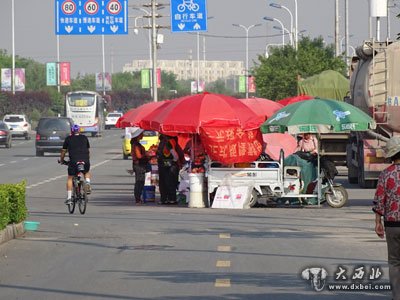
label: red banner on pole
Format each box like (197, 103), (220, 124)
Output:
(156, 68), (162, 88)
(60, 62), (71, 86)
(248, 76), (256, 93)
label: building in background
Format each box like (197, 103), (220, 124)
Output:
(122, 59), (244, 83)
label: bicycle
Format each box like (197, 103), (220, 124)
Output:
(177, 0), (199, 12)
(59, 160), (88, 214)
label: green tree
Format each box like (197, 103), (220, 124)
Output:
(253, 36), (347, 100)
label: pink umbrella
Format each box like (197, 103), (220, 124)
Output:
(277, 95), (314, 107)
(115, 101), (168, 128)
(238, 97), (283, 120)
(262, 133), (298, 160)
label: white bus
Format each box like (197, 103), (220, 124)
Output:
(65, 91), (105, 137)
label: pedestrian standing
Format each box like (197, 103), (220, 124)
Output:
(373, 136), (400, 300)
(131, 129), (147, 204)
(157, 134), (184, 204)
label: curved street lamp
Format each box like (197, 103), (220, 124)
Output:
(232, 23), (261, 98)
(263, 17), (286, 46)
(270, 3), (294, 47)
(272, 25), (292, 46)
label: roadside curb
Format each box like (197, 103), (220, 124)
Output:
(0, 222), (25, 246)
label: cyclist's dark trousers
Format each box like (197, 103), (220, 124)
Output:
(68, 161), (90, 176)
(133, 163), (146, 201)
(158, 162), (179, 203)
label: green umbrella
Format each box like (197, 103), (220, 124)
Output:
(260, 98), (376, 134)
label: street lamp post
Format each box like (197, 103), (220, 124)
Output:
(197, 31), (200, 93)
(294, 0), (298, 50)
(270, 3), (294, 47)
(273, 25), (292, 46)
(232, 23), (261, 98)
(11, 0), (15, 94)
(263, 17), (286, 45)
(197, 16), (214, 93)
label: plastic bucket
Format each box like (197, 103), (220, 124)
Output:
(142, 185), (155, 202)
(189, 173), (206, 208)
(189, 173), (204, 193)
(24, 221), (40, 231)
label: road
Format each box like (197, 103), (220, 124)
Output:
(0, 130), (391, 299)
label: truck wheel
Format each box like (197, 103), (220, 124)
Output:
(358, 169), (376, 189)
(249, 189), (259, 207)
(348, 165), (358, 184)
(326, 185), (348, 208)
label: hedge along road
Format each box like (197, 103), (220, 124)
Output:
(0, 129), (391, 300)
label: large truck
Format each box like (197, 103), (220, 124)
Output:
(345, 39), (400, 188)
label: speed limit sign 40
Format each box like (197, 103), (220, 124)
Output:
(84, 1), (99, 15)
(61, 0), (76, 15)
(107, 0), (122, 15)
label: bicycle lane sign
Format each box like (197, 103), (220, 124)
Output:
(170, 0), (207, 33)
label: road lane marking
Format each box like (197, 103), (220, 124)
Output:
(219, 233), (231, 239)
(216, 260), (231, 267)
(215, 279), (231, 287)
(217, 246), (231, 252)
(26, 154), (120, 189)
(9, 161), (17, 164)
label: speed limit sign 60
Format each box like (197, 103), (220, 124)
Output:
(61, 0), (76, 15)
(84, 1), (99, 15)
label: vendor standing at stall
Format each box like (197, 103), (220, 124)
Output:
(157, 134), (184, 204)
(131, 129), (147, 204)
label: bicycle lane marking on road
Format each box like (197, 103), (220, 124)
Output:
(0, 157), (34, 167)
(26, 154), (121, 189)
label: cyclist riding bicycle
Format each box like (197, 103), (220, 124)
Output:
(60, 124), (91, 204)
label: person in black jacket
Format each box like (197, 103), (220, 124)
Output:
(157, 134), (184, 204)
(130, 129), (147, 204)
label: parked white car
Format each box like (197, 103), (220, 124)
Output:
(105, 112), (123, 129)
(3, 114), (31, 140)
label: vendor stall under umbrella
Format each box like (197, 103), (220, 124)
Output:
(260, 97), (376, 206)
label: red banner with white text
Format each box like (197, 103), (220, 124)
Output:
(199, 127), (263, 164)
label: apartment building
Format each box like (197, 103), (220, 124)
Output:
(122, 59), (245, 82)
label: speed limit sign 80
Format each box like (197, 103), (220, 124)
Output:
(61, 0), (76, 15)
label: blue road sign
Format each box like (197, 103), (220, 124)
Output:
(55, 0), (128, 35)
(170, 0), (207, 33)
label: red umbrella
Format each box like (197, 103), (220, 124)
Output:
(262, 133), (298, 160)
(139, 92), (264, 134)
(277, 95), (314, 106)
(238, 97), (283, 120)
(115, 101), (168, 128)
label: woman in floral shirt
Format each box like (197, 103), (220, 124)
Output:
(373, 136), (400, 300)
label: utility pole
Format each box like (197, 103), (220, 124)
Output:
(335, 0), (340, 57)
(135, 1), (169, 102)
(151, 0), (158, 102)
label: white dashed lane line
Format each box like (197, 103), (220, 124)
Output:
(26, 154), (120, 189)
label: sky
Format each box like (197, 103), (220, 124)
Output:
(0, 0), (400, 78)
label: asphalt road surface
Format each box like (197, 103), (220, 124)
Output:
(0, 130), (392, 299)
